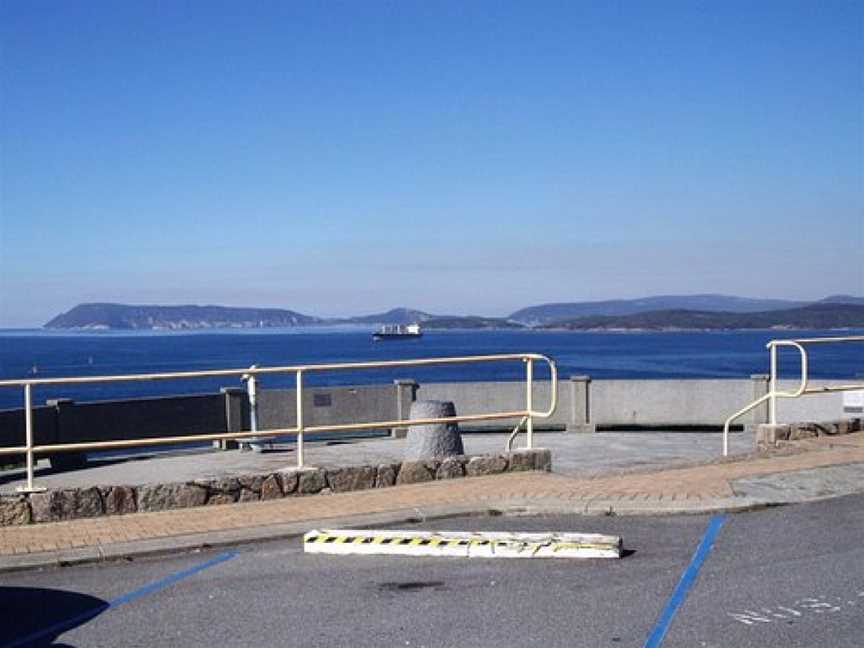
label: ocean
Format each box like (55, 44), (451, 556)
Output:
(1, 328), (862, 410)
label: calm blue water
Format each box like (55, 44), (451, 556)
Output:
(1, 328), (862, 410)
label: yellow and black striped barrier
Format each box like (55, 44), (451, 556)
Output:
(303, 529), (621, 559)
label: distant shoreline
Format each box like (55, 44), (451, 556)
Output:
(38, 298), (864, 333)
(3, 325), (864, 336)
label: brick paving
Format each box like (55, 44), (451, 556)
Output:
(2, 433), (863, 559)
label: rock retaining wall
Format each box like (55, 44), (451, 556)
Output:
(0, 448), (551, 527)
(755, 418), (863, 450)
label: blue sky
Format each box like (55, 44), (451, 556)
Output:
(1, 1), (861, 327)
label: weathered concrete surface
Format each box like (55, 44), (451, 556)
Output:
(731, 463), (864, 503)
(375, 463), (400, 488)
(0, 431), (754, 495)
(101, 486), (136, 516)
(465, 455), (508, 477)
(137, 483), (208, 513)
(295, 469), (327, 495)
(0, 496), (30, 526)
(29, 488), (104, 523)
(0, 450), (548, 524)
(326, 466), (377, 493)
(436, 457), (466, 480)
(403, 401), (464, 460)
(260, 474), (284, 500)
(756, 418), (862, 450)
(395, 460), (437, 485)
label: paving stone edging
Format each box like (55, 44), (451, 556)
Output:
(0, 449), (551, 527)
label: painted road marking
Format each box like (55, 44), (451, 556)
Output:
(728, 590), (864, 626)
(304, 529), (622, 559)
(1, 550), (238, 648)
(643, 514), (726, 648)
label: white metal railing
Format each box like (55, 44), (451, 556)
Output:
(0, 353), (558, 493)
(722, 335), (864, 456)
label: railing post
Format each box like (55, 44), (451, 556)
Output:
(567, 375), (595, 433)
(769, 344), (778, 425)
(16, 384), (45, 494)
(750, 374), (770, 430)
(296, 370), (304, 468)
(219, 387), (245, 450)
(392, 379), (418, 439)
(525, 357), (534, 449)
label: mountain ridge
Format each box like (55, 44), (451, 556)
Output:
(509, 294), (809, 325)
(540, 303), (864, 331)
(44, 296), (864, 330)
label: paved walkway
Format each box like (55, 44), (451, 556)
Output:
(2, 432), (863, 571)
(0, 430), (754, 492)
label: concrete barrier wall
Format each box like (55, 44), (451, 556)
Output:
(0, 377), (856, 455)
(0, 384), (410, 455)
(422, 376), (853, 429)
(418, 381), (565, 429)
(774, 379), (847, 423)
(255, 384), (399, 430)
(0, 406), (56, 449)
(56, 394), (226, 443)
(590, 379), (761, 426)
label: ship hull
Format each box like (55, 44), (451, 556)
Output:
(372, 333), (423, 340)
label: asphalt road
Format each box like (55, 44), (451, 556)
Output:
(2, 495), (863, 647)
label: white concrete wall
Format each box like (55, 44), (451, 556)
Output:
(589, 379), (758, 426)
(420, 378), (856, 428)
(774, 379), (848, 423)
(418, 381), (567, 429)
(2, 378), (857, 449)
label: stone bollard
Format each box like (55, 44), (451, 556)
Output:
(403, 400), (464, 460)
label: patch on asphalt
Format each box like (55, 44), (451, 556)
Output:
(731, 463), (864, 503)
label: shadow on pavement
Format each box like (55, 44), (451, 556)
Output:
(0, 586), (109, 647)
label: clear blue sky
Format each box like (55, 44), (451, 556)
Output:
(1, 1), (861, 327)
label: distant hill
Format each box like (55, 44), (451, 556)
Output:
(819, 295), (864, 306)
(45, 303), (321, 330)
(423, 316), (524, 330)
(541, 303), (864, 331)
(342, 308), (433, 325)
(510, 295), (805, 325)
(44, 295), (864, 330)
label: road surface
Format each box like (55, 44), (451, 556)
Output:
(2, 495), (862, 647)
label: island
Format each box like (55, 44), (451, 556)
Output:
(43, 296), (864, 332)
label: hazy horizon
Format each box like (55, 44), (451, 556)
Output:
(2, 2), (862, 328)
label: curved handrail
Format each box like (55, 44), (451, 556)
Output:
(531, 353), (558, 418)
(722, 394), (771, 457)
(723, 336), (864, 456)
(766, 340), (809, 399)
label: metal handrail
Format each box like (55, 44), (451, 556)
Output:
(722, 335), (864, 456)
(0, 352), (558, 492)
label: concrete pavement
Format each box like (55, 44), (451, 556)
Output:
(0, 430), (755, 492)
(1, 431), (863, 572)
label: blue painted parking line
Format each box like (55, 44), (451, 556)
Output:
(2, 550), (238, 648)
(643, 515), (726, 648)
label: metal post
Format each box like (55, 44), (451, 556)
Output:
(296, 370), (304, 468)
(242, 365), (262, 451)
(16, 384), (45, 493)
(525, 357), (534, 449)
(769, 344), (778, 425)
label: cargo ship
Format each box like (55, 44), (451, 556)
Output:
(372, 323), (423, 340)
